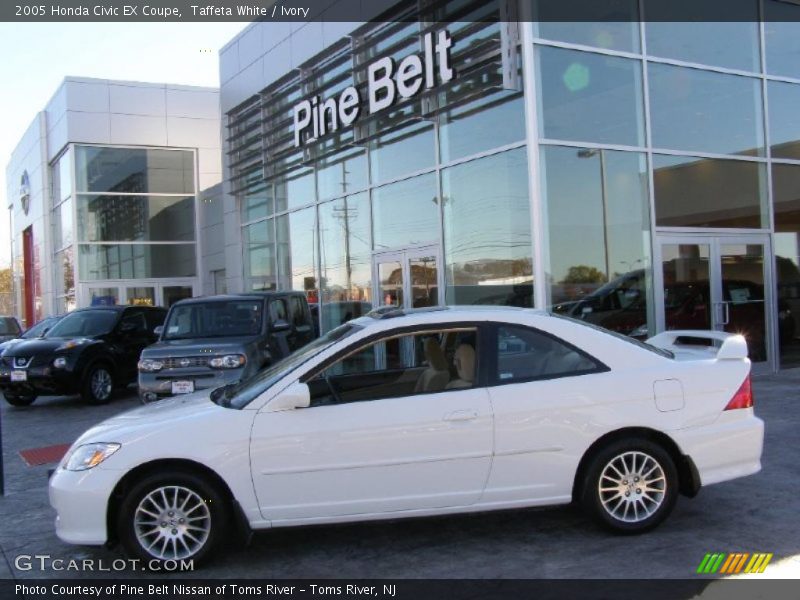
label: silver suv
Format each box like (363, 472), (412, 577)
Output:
(137, 292), (315, 403)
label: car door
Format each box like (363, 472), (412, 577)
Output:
(114, 308), (152, 381)
(289, 295), (314, 347)
(249, 324), (494, 523)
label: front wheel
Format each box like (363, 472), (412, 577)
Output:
(3, 393), (37, 407)
(117, 471), (228, 567)
(581, 439), (678, 533)
(82, 365), (114, 405)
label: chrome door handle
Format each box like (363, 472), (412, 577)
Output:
(443, 410), (479, 422)
(717, 301), (730, 326)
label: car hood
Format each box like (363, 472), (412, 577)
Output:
(141, 337), (259, 358)
(73, 390), (224, 446)
(0, 338), (21, 353)
(1, 337), (95, 356)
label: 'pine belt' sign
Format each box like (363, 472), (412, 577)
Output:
(293, 29), (455, 147)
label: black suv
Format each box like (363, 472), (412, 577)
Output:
(0, 305), (166, 406)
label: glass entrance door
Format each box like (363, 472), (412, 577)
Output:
(657, 235), (772, 367)
(373, 246), (440, 310)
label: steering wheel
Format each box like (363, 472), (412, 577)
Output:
(324, 374), (342, 404)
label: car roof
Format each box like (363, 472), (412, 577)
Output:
(170, 292), (303, 307)
(352, 305), (549, 330)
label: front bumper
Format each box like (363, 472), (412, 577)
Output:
(0, 366), (80, 396)
(49, 466), (123, 545)
(672, 410), (764, 487)
(138, 368), (243, 401)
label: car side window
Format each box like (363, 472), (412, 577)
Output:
(119, 310), (148, 335)
(305, 327), (479, 407)
(269, 299), (288, 325)
(290, 296), (307, 328)
(494, 325), (601, 384)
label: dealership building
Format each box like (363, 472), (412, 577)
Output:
(6, 77), (229, 322)
(7, 1), (800, 373)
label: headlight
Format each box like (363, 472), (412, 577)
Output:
(138, 358), (164, 372)
(209, 354), (246, 369)
(62, 443), (121, 471)
(53, 356), (67, 369)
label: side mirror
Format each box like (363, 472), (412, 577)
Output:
(267, 382), (310, 412)
(272, 319), (291, 333)
(154, 325), (164, 337)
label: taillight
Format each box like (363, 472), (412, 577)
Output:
(724, 375), (753, 410)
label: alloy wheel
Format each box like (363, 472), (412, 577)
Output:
(91, 368), (112, 401)
(597, 450), (667, 523)
(133, 485), (211, 560)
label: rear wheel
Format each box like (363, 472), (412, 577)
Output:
(117, 471), (227, 567)
(82, 365), (114, 405)
(581, 438), (678, 533)
(3, 393), (37, 407)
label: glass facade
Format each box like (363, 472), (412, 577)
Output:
(226, 2), (800, 369)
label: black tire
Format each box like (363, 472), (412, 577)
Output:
(3, 394), (37, 407)
(81, 364), (115, 405)
(117, 470), (228, 567)
(581, 438), (678, 534)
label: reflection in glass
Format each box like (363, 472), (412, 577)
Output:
(240, 184), (273, 223)
(720, 244), (767, 362)
(78, 244), (196, 280)
(54, 247), (74, 299)
(53, 198), (73, 250)
(77, 195), (195, 242)
(653, 155), (767, 228)
(439, 95), (524, 164)
(52, 148), (73, 206)
(277, 207), (317, 294)
(378, 261), (403, 308)
(648, 64), (764, 157)
(316, 149), (368, 201)
(409, 255), (438, 308)
(442, 148), (532, 307)
(768, 81), (800, 161)
(76, 146), (194, 194)
(541, 146), (652, 337)
(163, 286), (193, 307)
(89, 288), (119, 306)
(773, 164), (800, 366)
(764, 0), (800, 79)
(319, 193), (372, 332)
(244, 219), (276, 290)
(369, 123), (435, 185)
(372, 173), (439, 250)
(534, 0), (640, 52)
(661, 244), (711, 332)
(276, 169), (315, 212)
(644, 0), (760, 71)
(536, 45), (645, 147)
(126, 287), (156, 306)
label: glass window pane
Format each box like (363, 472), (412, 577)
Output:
(372, 173), (439, 250)
(52, 148), (73, 206)
(439, 94), (525, 164)
(277, 206), (318, 293)
(275, 168), (315, 212)
(773, 165), (800, 364)
(773, 164), (800, 233)
(53, 198), (73, 250)
(240, 184), (273, 223)
(648, 64), (764, 157)
(764, 1), (800, 79)
(442, 148), (533, 307)
(76, 195), (195, 242)
(536, 45), (644, 146)
(541, 146), (653, 337)
(533, 0), (640, 53)
(644, 0), (760, 71)
(163, 286), (193, 307)
(126, 287), (156, 306)
(54, 247), (74, 300)
(369, 122), (435, 185)
(319, 193), (373, 333)
(75, 146), (194, 194)
(89, 288), (119, 306)
(768, 81), (800, 161)
(243, 219), (276, 290)
(78, 244), (196, 280)
(317, 148), (368, 201)
(653, 155), (767, 228)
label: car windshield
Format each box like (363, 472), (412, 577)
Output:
(45, 310), (118, 338)
(0, 317), (20, 336)
(550, 313), (674, 359)
(163, 300), (264, 340)
(220, 323), (361, 409)
(22, 317), (59, 339)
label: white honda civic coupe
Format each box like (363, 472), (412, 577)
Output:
(49, 306), (763, 566)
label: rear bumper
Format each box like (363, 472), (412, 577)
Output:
(672, 410), (764, 487)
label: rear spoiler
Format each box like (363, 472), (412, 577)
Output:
(646, 330), (748, 360)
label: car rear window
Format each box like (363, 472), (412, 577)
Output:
(163, 300), (263, 340)
(550, 313), (674, 359)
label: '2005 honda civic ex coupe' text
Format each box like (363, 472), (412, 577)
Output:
(49, 306), (764, 567)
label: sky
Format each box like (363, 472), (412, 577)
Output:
(0, 21), (249, 268)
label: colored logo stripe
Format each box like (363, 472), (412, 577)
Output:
(697, 553), (773, 574)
